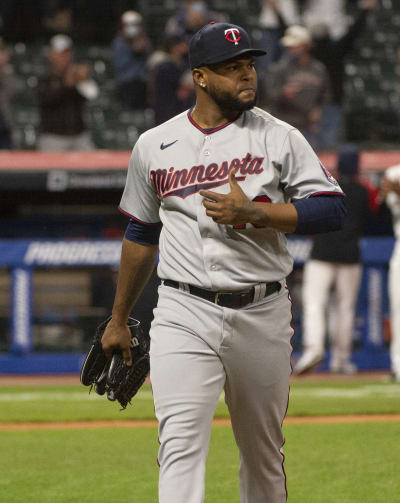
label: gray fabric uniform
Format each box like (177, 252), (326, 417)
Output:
(119, 106), (343, 502)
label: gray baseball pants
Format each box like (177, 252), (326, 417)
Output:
(150, 282), (293, 503)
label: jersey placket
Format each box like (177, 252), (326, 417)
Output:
(196, 132), (230, 290)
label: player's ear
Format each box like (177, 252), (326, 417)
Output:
(192, 68), (207, 89)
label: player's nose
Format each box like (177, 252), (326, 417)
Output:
(241, 67), (255, 81)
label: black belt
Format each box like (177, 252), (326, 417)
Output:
(163, 280), (281, 309)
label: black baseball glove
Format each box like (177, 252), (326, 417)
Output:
(80, 316), (150, 409)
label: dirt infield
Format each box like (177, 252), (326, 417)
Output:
(1, 414), (400, 431)
(0, 371), (392, 386)
(0, 374), (81, 386)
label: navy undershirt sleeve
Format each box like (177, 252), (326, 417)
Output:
(124, 218), (162, 245)
(293, 195), (347, 235)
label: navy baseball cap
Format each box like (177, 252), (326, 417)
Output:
(189, 22), (266, 69)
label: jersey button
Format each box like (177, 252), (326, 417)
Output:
(204, 149), (210, 156)
(210, 265), (217, 271)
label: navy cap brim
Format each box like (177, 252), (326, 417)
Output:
(192, 48), (267, 69)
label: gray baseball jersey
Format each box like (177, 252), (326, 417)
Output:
(120, 107), (342, 290)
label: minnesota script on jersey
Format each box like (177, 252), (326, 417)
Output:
(119, 107), (343, 291)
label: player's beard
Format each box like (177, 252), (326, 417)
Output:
(205, 83), (257, 114)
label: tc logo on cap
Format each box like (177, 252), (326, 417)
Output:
(224, 28), (241, 45)
(189, 22), (266, 69)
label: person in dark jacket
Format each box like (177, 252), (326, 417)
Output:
(263, 25), (331, 151)
(37, 34), (98, 151)
(112, 10), (152, 110)
(294, 144), (372, 375)
(150, 34), (195, 126)
(310, 0), (378, 147)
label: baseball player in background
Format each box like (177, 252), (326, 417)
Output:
(294, 145), (371, 376)
(380, 165), (400, 382)
(101, 22), (346, 503)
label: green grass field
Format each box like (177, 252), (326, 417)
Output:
(1, 378), (400, 423)
(1, 376), (400, 502)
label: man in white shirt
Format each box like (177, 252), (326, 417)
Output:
(381, 165), (400, 382)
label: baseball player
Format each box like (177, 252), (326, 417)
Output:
(381, 165), (400, 382)
(294, 145), (371, 376)
(101, 22), (345, 503)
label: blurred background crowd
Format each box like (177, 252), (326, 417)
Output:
(0, 0), (398, 151)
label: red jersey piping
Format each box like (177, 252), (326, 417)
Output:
(118, 206), (161, 225)
(310, 191), (345, 197)
(187, 110), (238, 134)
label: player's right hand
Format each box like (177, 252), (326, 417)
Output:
(200, 168), (253, 225)
(101, 319), (133, 366)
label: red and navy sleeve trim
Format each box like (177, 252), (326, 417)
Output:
(118, 206), (161, 226)
(310, 191), (345, 197)
(187, 110), (238, 134)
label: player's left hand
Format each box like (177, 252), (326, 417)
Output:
(200, 169), (254, 225)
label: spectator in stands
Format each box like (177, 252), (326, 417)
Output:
(302, 0), (348, 41)
(112, 10), (152, 110)
(37, 34), (99, 151)
(255, 0), (300, 73)
(263, 25), (331, 150)
(380, 166), (400, 383)
(294, 145), (372, 376)
(165, 1), (225, 44)
(255, 0), (347, 73)
(309, 0), (378, 148)
(0, 38), (16, 150)
(150, 35), (195, 126)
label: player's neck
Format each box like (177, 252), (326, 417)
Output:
(191, 100), (240, 129)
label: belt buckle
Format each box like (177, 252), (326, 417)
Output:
(215, 292), (222, 305)
(216, 290), (250, 308)
(215, 291), (231, 306)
